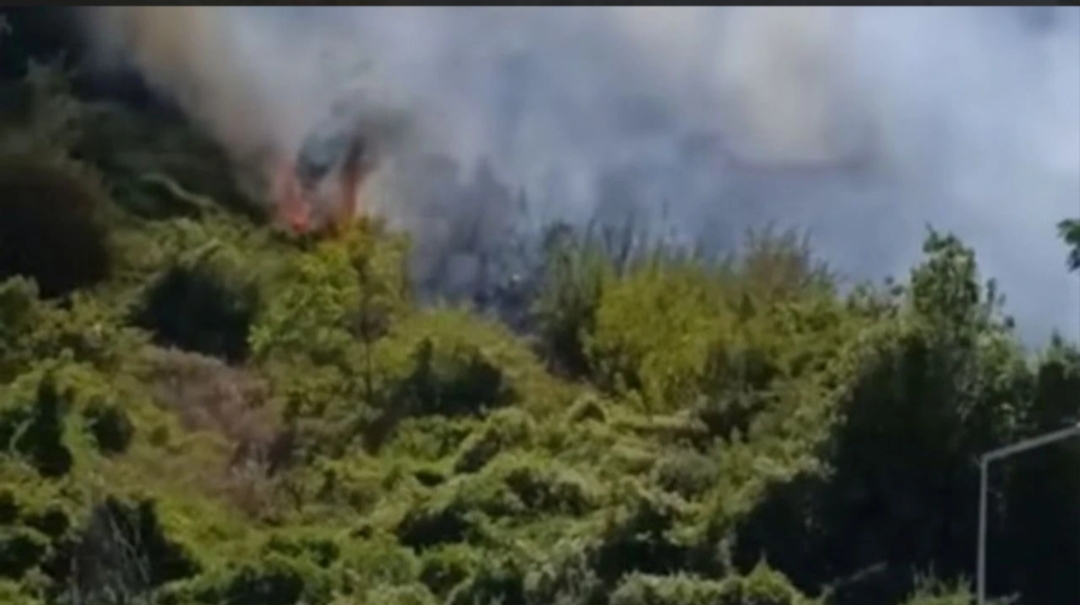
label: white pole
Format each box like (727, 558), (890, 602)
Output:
(975, 423), (1080, 605)
(977, 456), (988, 605)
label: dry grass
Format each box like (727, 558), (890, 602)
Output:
(142, 347), (290, 518)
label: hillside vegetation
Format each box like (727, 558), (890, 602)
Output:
(1, 46), (1078, 605)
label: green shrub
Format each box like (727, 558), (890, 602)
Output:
(82, 402), (134, 456)
(651, 450), (716, 500)
(730, 562), (815, 605)
(0, 362), (158, 476)
(217, 555), (312, 605)
(365, 310), (552, 454)
(497, 456), (595, 517)
(0, 371), (73, 478)
(0, 526), (49, 579)
(0, 488), (18, 525)
(0, 153), (112, 297)
(522, 540), (604, 605)
(0, 277), (40, 381)
(376, 311), (535, 416)
(445, 555), (526, 605)
(611, 573), (727, 605)
(335, 583), (437, 605)
(0, 578), (44, 605)
(263, 531), (342, 569)
(395, 494), (484, 552)
(533, 226), (611, 377)
(0, 280), (147, 379)
(250, 220), (410, 366)
(611, 563), (814, 605)
(134, 251), (258, 363)
(419, 544), (480, 597)
(380, 332), (512, 420)
(585, 261), (727, 411)
(897, 576), (983, 605)
(183, 533), (344, 605)
(594, 487), (694, 583)
(382, 416), (476, 462)
(453, 409), (535, 474)
(22, 503), (69, 540)
(337, 533), (420, 594)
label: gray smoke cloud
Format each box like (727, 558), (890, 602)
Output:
(82, 7), (1080, 344)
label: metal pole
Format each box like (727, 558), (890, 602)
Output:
(983, 424), (1080, 463)
(975, 422), (1080, 605)
(977, 456), (988, 605)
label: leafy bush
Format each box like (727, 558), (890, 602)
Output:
(453, 409), (536, 474)
(376, 312), (520, 419)
(586, 260), (727, 411)
(0, 579), (44, 605)
(0, 278), (147, 380)
(522, 541), (605, 605)
(335, 583), (437, 605)
(395, 495), (483, 552)
(212, 554), (318, 605)
(444, 554), (526, 605)
(419, 544), (479, 597)
(82, 401), (134, 456)
(0, 371), (73, 478)
(0, 526), (49, 580)
(134, 243), (259, 363)
(611, 563), (814, 605)
(496, 455), (595, 517)
(250, 219), (410, 366)
(0, 153), (112, 297)
(650, 450), (716, 500)
(533, 226), (612, 377)
(895, 576), (1000, 605)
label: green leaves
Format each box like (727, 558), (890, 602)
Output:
(1059, 218), (1080, 272)
(250, 221), (410, 367)
(250, 243), (363, 365)
(0, 152), (113, 298)
(908, 229), (1000, 335)
(135, 248), (258, 363)
(610, 563), (816, 605)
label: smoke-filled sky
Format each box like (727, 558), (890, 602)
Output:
(85, 6), (1080, 344)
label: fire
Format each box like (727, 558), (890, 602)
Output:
(271, 158), (311, 234)
(338, 148), (370, 229)
(269, 137), (373, 237)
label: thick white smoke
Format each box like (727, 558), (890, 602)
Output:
(85, 7), (1080, 344)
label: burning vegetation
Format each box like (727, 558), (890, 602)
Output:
(270, 128), (373, 236)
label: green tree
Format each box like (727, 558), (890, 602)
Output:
(1058, 218), (1080, 272)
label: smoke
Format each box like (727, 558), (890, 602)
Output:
(82, 8), (277, 162)
(80, 7), (1080, 344)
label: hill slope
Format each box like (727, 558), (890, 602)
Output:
(0, 55), (1077, 605)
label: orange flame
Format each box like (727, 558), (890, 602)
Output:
(334, 147), (369, 231)
(269, 141), (374, 237)
(272, 158), (311, 234)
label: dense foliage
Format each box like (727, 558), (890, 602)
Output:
(1, 28), (1078, 605)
